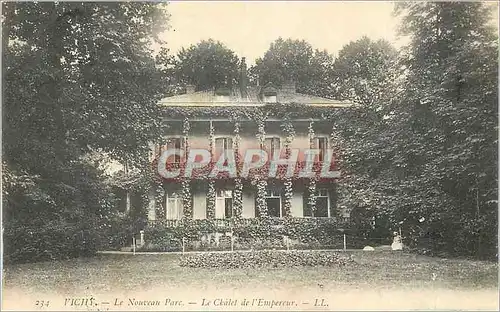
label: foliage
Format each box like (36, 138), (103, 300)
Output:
(3, 221), (99, 264)
(281, 117), (295, 217)
(388, 2), (498, 258)
(306, 121), (318, 214)
(179, 250), (354, 269)
(2, 2), (170, 262)
(173, 39), (240, 91)
(206, 180), (216, 219)
(232, 121), (243, 219)
(98, 212), (147, 250)
(144, 217), (350, 252)
(206, 121), (216, 218)
(143, 225), (183, 252)
(181, 179), (193, 219)
(332, 36), (398, 106)
(332, 2), (498, 258)
(155, 47), (183, 96)
(251, 38), (335, 97)
(161, 102), (353, 120)
(233, 178), (243, 219)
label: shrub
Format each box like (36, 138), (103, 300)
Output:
(179, 250), (354, 269)
(138, 218), (352, 252)
(143, 224), (183, 252)
(3, 222), (98, 264)
(97, 214), (148, 250)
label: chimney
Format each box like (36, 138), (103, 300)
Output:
(239, 57), (247, 96)
(186, 84), (196, 94)
(281, 79), (296, 93)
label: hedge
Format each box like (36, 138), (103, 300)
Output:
(140, 218), (370, 252)
(3, 222), (98, 264)
(179, 250), (355, 268)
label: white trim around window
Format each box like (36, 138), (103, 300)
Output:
(315, 188), (331, 218)
(303, 188), (332, 218)
(263, 136), (281, 160)
(215, 188), (234, 219)
(162, 136), (185, 163)
(313, 136), (330, 162)
(165, 190), (183, 220)
(265, 187), (283, 218)
(213, 136), (234, 158)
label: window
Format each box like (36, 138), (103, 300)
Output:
(149, 144), (158, 161)
(265, 188), (282, 217)
(163, 137), (184, 163)
(263, 94), (277, 103)
(313, 137), (329, 162)
(263, 137), (281, 160)
(216, 189), (233, 218)
(215, 137), (233, 159)
(303, 188), (332, 217)
(262, 86), (277, 103)
(315, 189), (330, 217)
(165, 190), (183, 220)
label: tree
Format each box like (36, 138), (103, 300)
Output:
(332, 36), (398, 106)
(156, 46), (185, 96)
(2, 2), (171, 262)
(388, 2), (498, 258)
(332, 4), (498, 258)
(173, 39), (240, 91)
(331, 37), (400, 182)
(328, 38), (400, 241)
(251, 38), (335, 97)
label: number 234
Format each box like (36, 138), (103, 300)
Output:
(35, 300), (50, 308)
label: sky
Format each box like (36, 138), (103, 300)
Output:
(158, 1), (404, 64)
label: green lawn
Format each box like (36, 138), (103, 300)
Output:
(2, 251), (498, 310)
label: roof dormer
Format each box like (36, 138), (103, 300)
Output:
(261, 83), (278, 103)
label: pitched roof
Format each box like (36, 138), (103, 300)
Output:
(158, 85), (355, 108)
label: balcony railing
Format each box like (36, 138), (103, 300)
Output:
(148, 218), (254, 228)
(152, 159), (340, 181)
(147, 217), (349, 229)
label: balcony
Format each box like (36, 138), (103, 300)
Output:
(153, 159), (339, 182)
(148, 218), (254, 228)
(147, 216), (349, 230)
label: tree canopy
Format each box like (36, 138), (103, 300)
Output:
(332, 36), (398, 106)
(335, 2), (498, 258)
(173, 39), (240, 91)
(2, 2), (171, 262)
(391, 1), (498, 257)
(3, 2), (497, 262)
(251, 38), (335, 97)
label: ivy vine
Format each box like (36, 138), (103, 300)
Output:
(182, 118), (192, 218)
(255, 116), (268, 219)
(206, 180), (216, 219)
(330, 123), (348, 219)
(307, 120), (317, 215)
(281, 115), (295, 218)
(233, 178), (243, 220)
(163, 103), (353, 120)
(206, 121), (216, 219)
(233, 120), (243, 220)
(155, 181), (165, 220)
(256, 179), (268, 219)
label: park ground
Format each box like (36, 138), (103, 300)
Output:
(2, 250), (498, 311)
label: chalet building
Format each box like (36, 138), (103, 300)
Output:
(146, 58), (355, 229)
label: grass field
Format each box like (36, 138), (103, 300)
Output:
(2, 250), (498, 311)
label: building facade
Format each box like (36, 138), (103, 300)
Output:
(146, 69), (355, 230)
